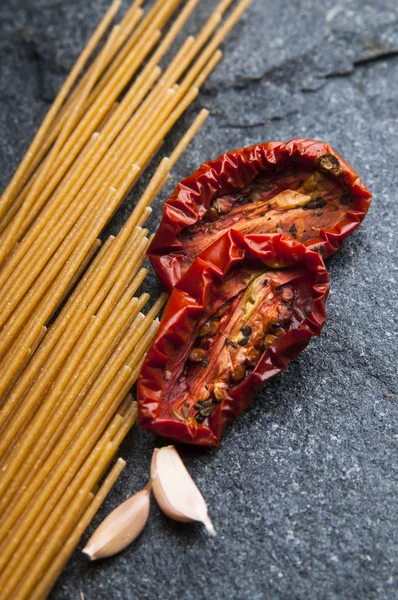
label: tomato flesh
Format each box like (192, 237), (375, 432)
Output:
(179, 165), (350, 275)
(158, 263), (313, 427)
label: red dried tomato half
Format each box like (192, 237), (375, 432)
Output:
(148, 139), (371, 290)
(138, 231), (329, 447)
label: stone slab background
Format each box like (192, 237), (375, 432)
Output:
(0, 1), (397, 599)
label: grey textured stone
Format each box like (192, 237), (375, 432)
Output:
(0, 1), (397, 599)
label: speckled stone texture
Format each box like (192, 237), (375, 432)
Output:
(1, 1), (397, 599)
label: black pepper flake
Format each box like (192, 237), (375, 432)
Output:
(238, 337), (249, 346)
(241, 325), (252, 337)
(263, 279), (268, 286)
(202, 359), (209, 368)
(303, 197), (326, 210)
(288, 223), (297, 237)
(248, 297), (255, 304)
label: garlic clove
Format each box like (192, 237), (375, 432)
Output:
(151, 446), (216, 536)
(83, 482), (151, 560)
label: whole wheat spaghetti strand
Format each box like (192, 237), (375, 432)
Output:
(52, 238), (102, 317)
(0, 0), (121, 218)
(0, 326), (48, 429)
(0, 230), (147, 458)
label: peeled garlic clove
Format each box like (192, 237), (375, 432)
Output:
(151, 446), (216, 536)
(83, 482), (151, 560)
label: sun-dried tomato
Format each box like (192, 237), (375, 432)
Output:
(148, 139), (371, 290)
(138, 231), (329, 447)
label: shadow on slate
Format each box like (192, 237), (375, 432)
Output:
(0, 0), (397, 599)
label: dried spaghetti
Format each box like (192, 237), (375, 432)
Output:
(0, 1), (251, 598)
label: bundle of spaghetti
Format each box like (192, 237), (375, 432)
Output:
(0, 0), (252, 597)
(0, 106), (214, 600)
(0, 0), (251, 402)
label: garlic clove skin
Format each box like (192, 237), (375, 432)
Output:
(83, 482), (151, 560)
(151, 446), (216, 536)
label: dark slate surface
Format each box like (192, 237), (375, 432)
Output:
(1, 1), (397, 599)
